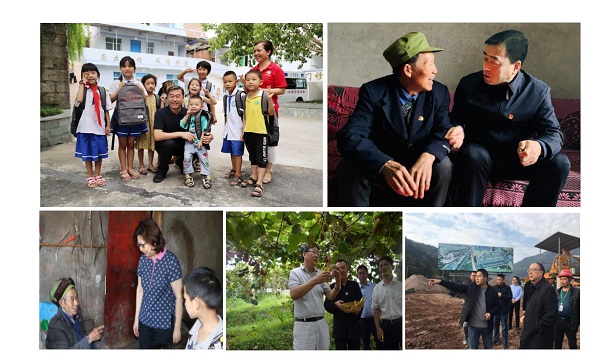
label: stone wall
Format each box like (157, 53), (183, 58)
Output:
(40, 24), (71, 147)
(41, 110), (73, 148)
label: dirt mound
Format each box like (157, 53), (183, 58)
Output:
(406, 291), (580, 350)
(405, 274), (448, 294)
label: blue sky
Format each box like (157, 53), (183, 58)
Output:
(405, 213), (580, 263)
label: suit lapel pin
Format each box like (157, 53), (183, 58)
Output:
(508, 114), (514, 120)
(418, 116), (424, 121)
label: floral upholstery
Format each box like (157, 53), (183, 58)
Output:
(327, 85), (581, 207)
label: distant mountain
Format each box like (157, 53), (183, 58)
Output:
(405, 238), (439, 278)
(405, 238), (580, 281)
(512, 248), (580, 280)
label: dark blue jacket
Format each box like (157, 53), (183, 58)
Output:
(337, 74), (452, 181)
(440, 279), (500, 329)
(494, 282), (513, 313)
(451, 70), (563, 158)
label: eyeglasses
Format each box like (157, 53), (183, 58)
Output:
(527, 268), (541, 272)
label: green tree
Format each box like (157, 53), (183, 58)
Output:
(226, 212), (402, 304)
(40, 23), (89, 113)
(202, 23), (322, 66)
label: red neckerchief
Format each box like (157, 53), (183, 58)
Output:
(87, 83), (102, 127)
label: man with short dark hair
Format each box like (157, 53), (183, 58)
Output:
(553, 269), (579, 349)
(446, 30), (570, 206)
(492, 273), (512, 348)
(288, 245), (341, 350)
(356, 265), (383, 350)
(324, 259), (363, 350)
(462, 271), (477, 346)
(337, 32), (453, 207)
(153, 85), (214, 183)
(372, 256), (403, 349)
(519, 262), (557, 349)
(509, 276), (522, 332)
(429, 268), (499, 349)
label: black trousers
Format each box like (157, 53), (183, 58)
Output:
(359, 317), (383, 350)
(553, 317), (578, 349)
(155, 139), (184, 177)
(454, 143), (570, 206)
(509, 301), (520, 329)
(381, 318), (402, 350)
(334, 337), (360, 350)
(338, 156), (453, 207)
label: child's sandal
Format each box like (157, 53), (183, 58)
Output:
(120, 171), (131, 181)
(86, 177), (98, 188)
(251, 184), (264, 197)
(95, 175), (107, 187)
(128, 169), (141, 179)
(241, 177), (257, 188)
(184, 175), (194, 187)
(229, 177), (243, 186)
(225, 169), (236, 179)
(202, 176), (213, 189)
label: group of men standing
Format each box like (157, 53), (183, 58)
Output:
(288, 245), (402, 350)
(429, 263), (579, 349)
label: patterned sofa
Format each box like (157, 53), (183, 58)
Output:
(328, 85), (581, 207)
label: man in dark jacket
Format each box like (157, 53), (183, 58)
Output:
(520, 263), (557, 349)
(337, 32), (453, 207)
(492, 273), (512, 348)
(445, 29), (570, 206)
(45, 277), (105, 349)
(553, 269), (580, 349)
(324, 259), (363, 350)
(429, 268), (499, 349)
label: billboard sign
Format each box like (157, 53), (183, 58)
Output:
(438, 243), (513, 273)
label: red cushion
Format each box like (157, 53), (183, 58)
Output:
(326, 85), (581, 207)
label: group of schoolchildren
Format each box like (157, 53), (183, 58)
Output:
(73, 56), (275, 198)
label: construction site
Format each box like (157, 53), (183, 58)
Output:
(405, 231), (580, 349)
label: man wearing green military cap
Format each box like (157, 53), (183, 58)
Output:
(337, 32), (453, 206)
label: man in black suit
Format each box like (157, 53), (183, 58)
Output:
(337, 32), (453, 206)
(445, 30), (570, 206)
(520, 262), (557, 349)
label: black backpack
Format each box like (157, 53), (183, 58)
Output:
(225, 90), (279, 146)
(183, 109), (213, 150)
(70, 86), (108, 137)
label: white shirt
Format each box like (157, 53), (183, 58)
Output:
(74, 86), (113, 135)
(222, 88), (244, 140)
(185, 315), (224, 350)
(372, 276), (402, 320)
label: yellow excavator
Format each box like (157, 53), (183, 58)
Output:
(523, 232), (580, 287)
(543, 249), (580, 287)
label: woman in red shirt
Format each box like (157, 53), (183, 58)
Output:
(250, 40), (287, 184)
